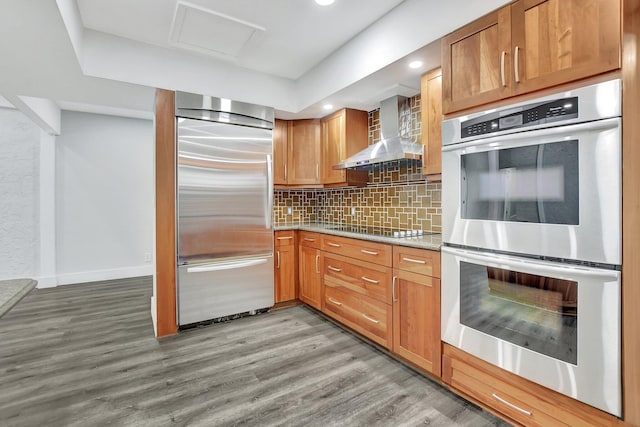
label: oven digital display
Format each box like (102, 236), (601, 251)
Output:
(459, 261), (578, 364)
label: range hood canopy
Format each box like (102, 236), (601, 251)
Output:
(333, 95), (423, 170)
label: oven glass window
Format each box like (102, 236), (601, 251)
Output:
(461, 140), (579, 224)
(460, 261), (578, 364)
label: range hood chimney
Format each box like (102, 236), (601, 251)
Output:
(333, 95), (423, 170)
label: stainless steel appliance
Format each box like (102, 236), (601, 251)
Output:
(176, 92), (274, 326)
(440, 80), (622, 416)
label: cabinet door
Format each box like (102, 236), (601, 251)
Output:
(299, 245), (322, 309)
(392, 269), (441, 376)
(288, 119), (321, 185)
(275, 245), (296, 303)
(273, 119), (288, 185)
(511, 0), (621, 95)
(442, 6), (512, 114)
(420, 69), (442, 177)
(321, 111), (346, 184)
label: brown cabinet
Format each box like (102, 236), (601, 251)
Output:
(320, 109), (369, 187)
(392, 246), (441, 376)
(298, 232), (322, 309)
(442, 0), (621, 114)
(288, 119), (322, 186)
(442, 344), (617, 427)
(273, 119), (289, 185)
(420, 68), (443, 177)
(274, 231), (296, 303)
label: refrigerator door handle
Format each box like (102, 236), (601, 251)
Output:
(187, 258), (269, 273)
(266, 154), (273, 229)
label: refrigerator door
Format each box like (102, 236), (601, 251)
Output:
(178, 255), (274, 325)
(177, 118), (273, 263)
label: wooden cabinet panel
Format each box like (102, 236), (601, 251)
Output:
(321, 109), (369, 187)
(442, 344), (617, 427)
(288, 119), (321, 185)
(392, 269), (441, 376)
(511, 0), (621, 95)
(273, 119), (288, 185)
(274, 231), (296, 303)
(299, 244), (322, 309)
(442, 6), (512, 114)
(420, 69), (443, 177)
(323, 282), (392, 349)
(321, 235), (392, 267)
(323, 252), (392, 304)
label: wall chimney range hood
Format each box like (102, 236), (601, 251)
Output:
(333, 95), (423, 170)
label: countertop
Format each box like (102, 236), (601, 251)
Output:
(274, 223), (442, 251)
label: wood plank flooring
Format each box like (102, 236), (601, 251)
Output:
(0, 277), (510, 426)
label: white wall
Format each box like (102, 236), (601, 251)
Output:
(0, 108), (40, 279)
(55, 111), (154, 284)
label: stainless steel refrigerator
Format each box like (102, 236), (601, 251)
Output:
(175, 92), (274, 326)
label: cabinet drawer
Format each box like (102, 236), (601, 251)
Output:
(323, 252), (391, 304)
(274, 230), (295, 247)
(299, 231), (321, 249)
(393, 246), (440, 278)
(442, 345), (616, 427)
(322, 235), (392, 266)
(323, 283), (392, 349)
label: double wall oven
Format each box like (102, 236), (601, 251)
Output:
(441, 80), (622, 417)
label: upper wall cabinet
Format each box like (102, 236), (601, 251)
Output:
(442, 0), (621, 114)
(420, 68), (443, 177)
(287, 119), (322, 186)
(321, 109), (369, 187)
(273, 119), (289, 185)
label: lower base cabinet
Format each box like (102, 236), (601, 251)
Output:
(442, 344), (617, 427)
(299, 243), (322, 310)
(323, 281), (392, 349)
(274, 231), (296, 303)
(392, 269), (441, 376)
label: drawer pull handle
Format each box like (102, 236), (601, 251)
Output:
(277, 236), (293, 240)
(327, 242), (341, 248)
(277, 250), (280, 269)
(328, 297), (342, 306)
(360, 249), (379, 256)
(328, 265), (342, 272)
(360, 276), (379, 284)
(362, 314), (380, 324)
(304, 237), (316, 242)
(492, 393), (532, 416)
(315, 255), (320, 274)
(402, 257), (426, 265)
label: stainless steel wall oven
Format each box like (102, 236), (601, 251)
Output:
(441, 80), (622, 417)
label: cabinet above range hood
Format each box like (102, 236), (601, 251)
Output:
(333, 96), (423, 171)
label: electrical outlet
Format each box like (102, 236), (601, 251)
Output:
(144, 252), (152, 263)
(351, 207), (356, 216)
(286, 206), (292, 215)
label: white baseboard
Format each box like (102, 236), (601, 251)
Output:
(34, 275), (58, 288)
(150, 295), (158, 337)
(56, 265), (154, 286)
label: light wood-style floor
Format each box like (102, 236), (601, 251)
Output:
(0, 277), (509, 426)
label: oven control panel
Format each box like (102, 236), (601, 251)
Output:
(461, 96), (578, 139)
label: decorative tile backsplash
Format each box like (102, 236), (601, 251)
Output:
(274, 93), (443, 233)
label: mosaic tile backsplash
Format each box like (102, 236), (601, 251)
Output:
(274, 93), (443, 233)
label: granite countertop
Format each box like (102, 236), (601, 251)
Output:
(274, 223), (442, 251)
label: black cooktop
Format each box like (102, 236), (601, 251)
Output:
(326, 224), (425, 238)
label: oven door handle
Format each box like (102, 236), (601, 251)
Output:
(441, 117), (620, 153)
(441, 246), (619, 278)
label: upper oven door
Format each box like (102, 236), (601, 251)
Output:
(442, 117), (621, 265)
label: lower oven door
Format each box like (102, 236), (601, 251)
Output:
(441, 245), (621, 416)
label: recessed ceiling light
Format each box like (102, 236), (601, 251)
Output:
(409, 60), (423, 69)
(315, 0), (335, 5)
(323, 104), (333, 110)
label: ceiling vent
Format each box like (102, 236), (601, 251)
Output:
(169, 1), (265, 59)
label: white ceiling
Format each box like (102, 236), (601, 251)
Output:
(0, 0), (510, 121)
(76, 0), (405, 80)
